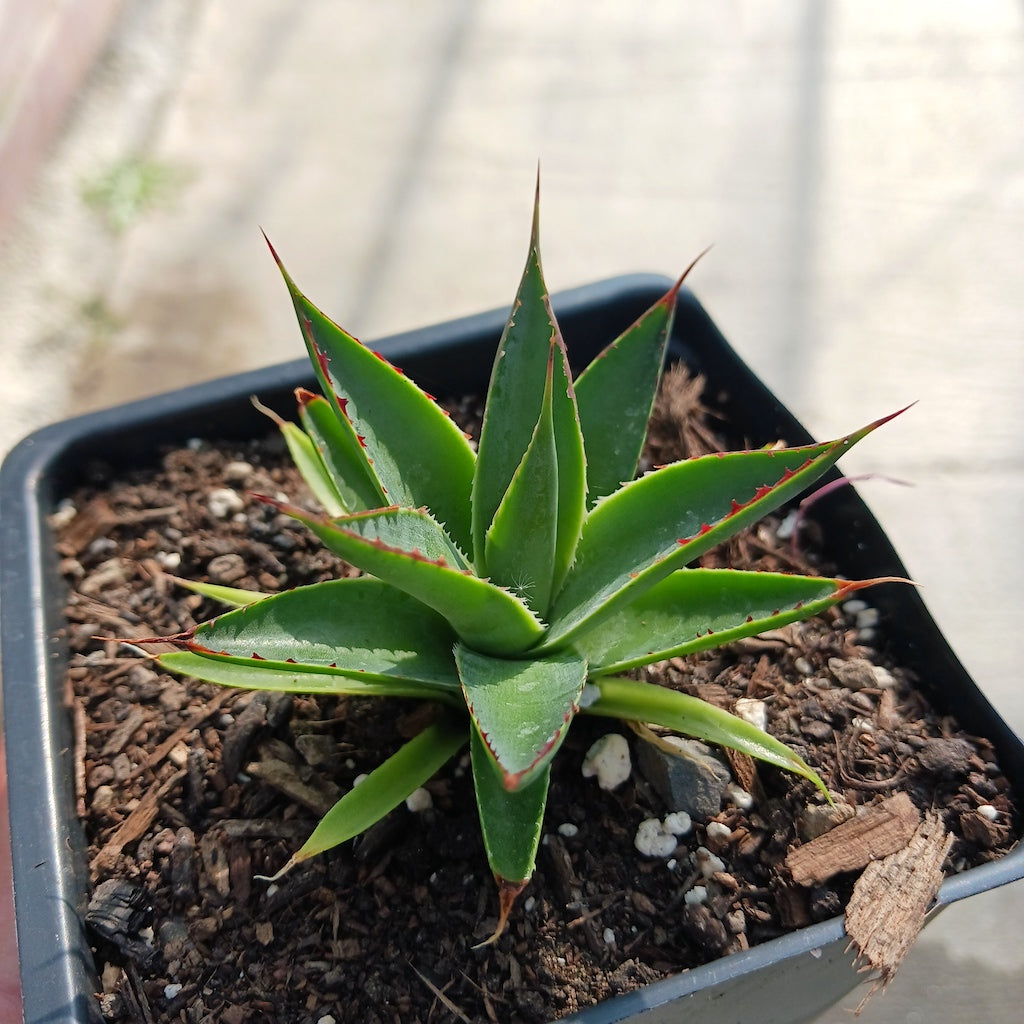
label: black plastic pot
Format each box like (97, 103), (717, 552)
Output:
(3, 276), (1023, 1024)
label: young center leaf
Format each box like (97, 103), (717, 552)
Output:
(483, 336), (586, 614)
(472, 186), (581, 570)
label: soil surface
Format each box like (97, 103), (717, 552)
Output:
(55, 369), (1019, 1023)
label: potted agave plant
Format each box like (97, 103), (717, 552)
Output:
(2, 186), (1022, 1023)
(136, 197), (907, 937)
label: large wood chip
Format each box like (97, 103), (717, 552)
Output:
(846, 811), (953, 1008)
(786, 792), (920, 886)
(245, 757), (340, 816)
(91, 769), (187, 877)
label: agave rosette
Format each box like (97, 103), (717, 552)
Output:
(148, 190), (905, 935)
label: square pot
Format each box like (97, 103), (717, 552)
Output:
(3, 276), (1023, 1024)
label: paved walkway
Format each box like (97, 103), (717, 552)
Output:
(2, 2), (1022, 1020)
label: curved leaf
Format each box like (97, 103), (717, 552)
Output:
(457, 645), (586, 790)
(252, 396), (349, 517)
(270, 501), (545, 656)
(472, 186), (559, 568)
(296, 389), (386, 513)
(484, 354), (558, 612)
(548, 325), (587, 597)
(159, 651), (458, 702)
(574, 275), (681, 506)
(584, 676), (829, 798)
(267, 237), (476, 549)
(165, 577), (460, 688)
(292, 713), (467, 862)
(578, 569), (905, 674)
(542, 410), (906, 650)
(167, 576), (268, 608)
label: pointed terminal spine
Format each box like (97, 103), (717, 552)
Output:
(473, 876), (529, 949)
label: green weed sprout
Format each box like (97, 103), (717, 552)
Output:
(144, 189), (906, 941)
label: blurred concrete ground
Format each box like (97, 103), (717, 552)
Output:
(1, 1), (1022, 1020)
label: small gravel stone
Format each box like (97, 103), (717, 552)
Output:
(636, 736), (732, 819)
(855, 607), (880, 630)
(207, 553), (247, 583)
(723, 783), (753, 810)
(582, 733), (632, 791)
(726, 910), (746, 934)
(978, 804), (999, 821)
(872, 665), (897, 689)
(223, 460), (254, 482)
(706, 821), (732, 843)
(405, 788), (432, 812)
(733, 697), (767, 731)
(557, 822), (579, 838)
(776, 510), (799, 539)
(828, 657), (879, 690)
(603, 927), (616, 945)
(48, 498), (78, 528)
(207, 488), (244, 518)
(156, 550), (181, 570)
(92, 785), (115, 811)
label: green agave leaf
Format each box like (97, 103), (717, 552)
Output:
(456, 644), (586, 791)
(283, 501), (471, 570)
(585, 676), (829, 798)
(252, 396), (349, 518)
(470, 728), (550, 885)
(482, 322), (588, 613)
(296, 389), (386, 513)
(292, 713), (467, 862)
(159, 651), (458, 702)
(542, 410), (906, 650)
(578, 569), (904, 674)
(267, 237), (476, 550)
(573, 272), (686, 507)
(547, 324), (587, 598)
(163, 577), (460, 689)
(268, 501), (545, 656)
(484, 355), (559, 612)
(166, 575), (268, 608)
(472, 187), (567, 570)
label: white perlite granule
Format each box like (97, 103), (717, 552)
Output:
(634, 818), (679, 858)
(582, 733), (632, 791)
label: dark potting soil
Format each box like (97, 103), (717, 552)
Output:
(54, 369), (1019, 1024)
